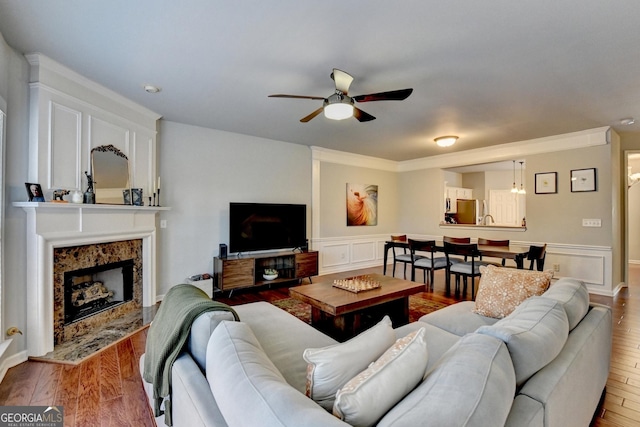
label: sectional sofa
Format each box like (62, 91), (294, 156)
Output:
(140, 277), (612, 427)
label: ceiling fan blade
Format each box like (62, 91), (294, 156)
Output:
(331, 69), (354, 95)
(269, 94), (325, 100)
(300, 107), (324, 122)
(352, 88), (413, 103)
(353, 107), (376, 122)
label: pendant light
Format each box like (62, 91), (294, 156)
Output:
(518, 161), (526, 194)
(511, 160), (518, 193)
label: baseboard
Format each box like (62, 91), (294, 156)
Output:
(0, 349), (28, 383)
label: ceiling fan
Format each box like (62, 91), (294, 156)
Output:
(268, 69), (413, 123)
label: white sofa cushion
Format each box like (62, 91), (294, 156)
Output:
(206, 321), (348, 427)
(477, 296), (569, 386)
(333, 328), (428, 427)
(188, 310), (237, 371)
(542, 278), (589, 330)
(303, 315), (395, 411)
(377, 333), (515, 427)
(419, 301), (499, 337)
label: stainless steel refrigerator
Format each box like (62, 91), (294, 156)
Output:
(456, 199), (479, 224)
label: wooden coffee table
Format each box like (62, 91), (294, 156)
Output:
(289, 273), (425, 341)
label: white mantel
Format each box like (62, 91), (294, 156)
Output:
(14, 202), (168, 357)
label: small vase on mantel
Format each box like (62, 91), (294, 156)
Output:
(71, 190), (83, 204)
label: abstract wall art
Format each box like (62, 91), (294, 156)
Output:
(346, 183), (378, 226)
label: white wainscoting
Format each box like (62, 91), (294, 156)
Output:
(311, 234), (615, 296)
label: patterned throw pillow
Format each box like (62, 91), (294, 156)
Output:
(473, 265), (553, 319)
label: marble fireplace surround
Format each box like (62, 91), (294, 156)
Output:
(15, 202), (168, 357)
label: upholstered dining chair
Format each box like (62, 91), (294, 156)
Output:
(444, 242), (496, 299)
(478, 238), (510, 266)
(390, 235), (424, 279)
(408, 239), (448, 289)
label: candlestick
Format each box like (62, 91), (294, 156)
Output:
(157, 188), (161, 207)
(148, 196), (152, 207)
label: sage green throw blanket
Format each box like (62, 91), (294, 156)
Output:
(143, 284), (239, 426)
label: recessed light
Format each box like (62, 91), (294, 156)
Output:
(143, 84), (161, 94)
(620, 118), (635, 126)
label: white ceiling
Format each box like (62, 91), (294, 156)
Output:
(1, 1), (639, 161)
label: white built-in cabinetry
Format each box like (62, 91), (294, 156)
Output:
(25, 54), (161, 198)
(444, 186), (473, 213)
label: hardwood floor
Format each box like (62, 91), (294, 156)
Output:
(0, 265), (638, 426)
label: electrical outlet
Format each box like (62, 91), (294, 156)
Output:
(553, 263), (560, 272)
(160, 220), (167, 228)
(582, 218), (601, 227)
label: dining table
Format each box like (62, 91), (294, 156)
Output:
(382, 239), (531, 274)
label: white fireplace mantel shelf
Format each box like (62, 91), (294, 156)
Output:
(13, 201), (171, 212)
(14, 201), (169, 357)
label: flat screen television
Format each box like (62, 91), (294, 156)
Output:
(229, 202), (307, 254)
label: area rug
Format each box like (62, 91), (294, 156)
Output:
(271, 293), (449, 325)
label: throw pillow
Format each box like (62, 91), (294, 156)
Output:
(303, 315), (395, 411)
(333, 328), (428, 427)
(473, 265), (554, 319)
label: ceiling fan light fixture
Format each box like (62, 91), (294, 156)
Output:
(323, 95), (354, 120)
(435, 136), (458, 147)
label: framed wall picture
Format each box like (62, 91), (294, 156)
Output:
(535, 172), (557, 194)
(571, 168), (597, 192)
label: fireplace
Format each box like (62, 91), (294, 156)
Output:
(53, 239), (143, 345)
(15, 202), (165, 357)
(63, 259), (134, 325)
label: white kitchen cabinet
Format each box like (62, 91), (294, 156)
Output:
(445, 186), (473, 213)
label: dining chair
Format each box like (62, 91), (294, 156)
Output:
(478, 238), (510, 266)
(390, 235), (424, 279)
(408, 239), (448, 289)
(526, 244), (547, 271)
(443, 236), (471, 263)
(444, 242), (496, 299)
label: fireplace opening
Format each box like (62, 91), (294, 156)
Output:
(64, 259), (134, 325)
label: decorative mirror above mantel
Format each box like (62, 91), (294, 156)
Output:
(91, 144), (130, 204)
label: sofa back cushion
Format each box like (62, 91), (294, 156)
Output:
(477, 296), (569, 386)
(377, 333), (515, 427)
(188, 310), (237, 371)
(542, 278), (589, 330)
(206, 321), (348, 427)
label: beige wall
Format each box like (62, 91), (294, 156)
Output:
(524, 144), (612, 246)
(319, 162), (399, 237)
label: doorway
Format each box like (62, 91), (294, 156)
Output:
(489, 189), (521, 226)
(627, 152), (640, 287)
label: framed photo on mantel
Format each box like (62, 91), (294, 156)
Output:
(535, 172), (557, 194)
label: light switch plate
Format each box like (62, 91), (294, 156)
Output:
(582, 218), (601, 227)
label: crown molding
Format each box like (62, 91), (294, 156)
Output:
(25, 53), (161, 122)
(310, 146), (398, 172)
(312, 127), (611, 172)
